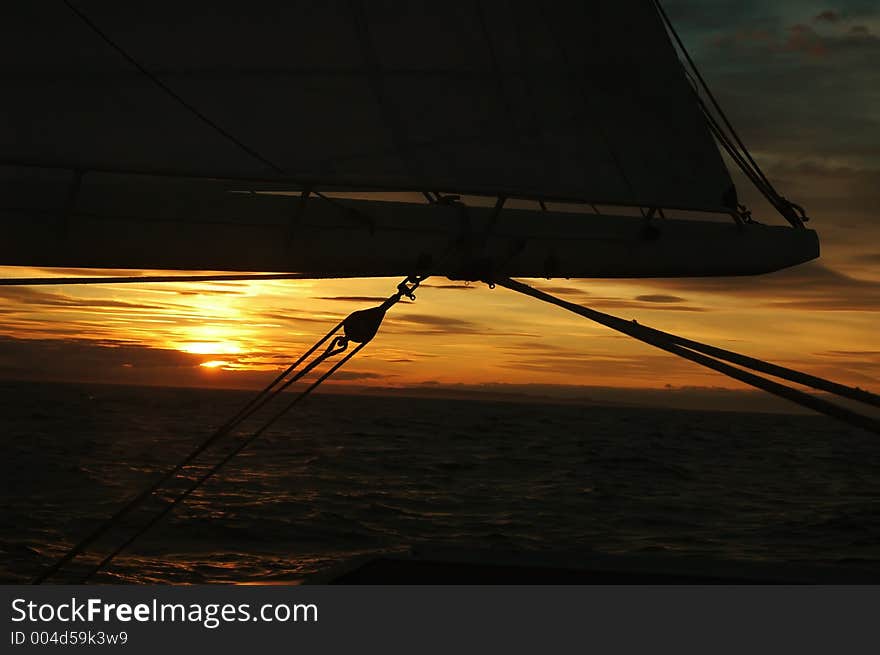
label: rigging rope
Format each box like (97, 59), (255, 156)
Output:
(78, 339), (361, 584)
(651, 0), (807, 228)
(61, 0), (284, 175)
(30, 318), (345, 584)
(33, 275), (426, 584)
(497, 278), (880, 436)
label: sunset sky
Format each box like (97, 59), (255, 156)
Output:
(1, 1), (878, 403)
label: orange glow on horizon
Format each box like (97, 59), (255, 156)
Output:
(0, 264), (877, 395)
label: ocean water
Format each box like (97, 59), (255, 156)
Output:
(1, 380), (879, 583)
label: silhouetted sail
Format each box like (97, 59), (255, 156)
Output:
(2, 0), (734, 211)
(0, 1), (819, 278)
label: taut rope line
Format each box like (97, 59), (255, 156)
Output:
(33, 276), (426, 583)
(497, 278), (880, 436)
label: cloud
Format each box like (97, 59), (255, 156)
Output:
(0, 335), (203, 379)
(709, 15), (878, 59)
(532, 285), (588, 296)
(386, 313), (484, 335)
(502, 340), (577, 356)
(634, 294), (688, 304)
(255, 310), (341, 324)
(528, 284), (707, 313)
(647, 262), (880, 311)
(592, 300), (706, 313)
(0, 335), (312, 389)
(314, 296), (394, 303)
(672, 0), (880, 221)
(496, 351), (703, 380)
(36, 268), (153, 277)
(814, 10), (841, 23)
(781, 24), (828, 56)
(819, 349), (880, 357)
(420, 283), (475, 290)
(172, 288), (243, 296)
(0, 286), (167, 311)
(324, 370), (386, 381)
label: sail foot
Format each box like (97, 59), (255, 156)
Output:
(0, 187), (819, 278)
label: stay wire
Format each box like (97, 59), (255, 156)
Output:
(632, 315), (880, 409)
(652, 0), (776, 194)
(35, 276), (424, 583)
(652, 0), (804, 226)
(78, 342), (365, 583)
(31, 319), (344, 584)
(497, 278), (880, 436)
(702, 110), (783, 216)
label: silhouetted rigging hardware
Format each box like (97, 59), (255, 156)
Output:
(32, 275), (426, 584)
(496, 278), (880, 436)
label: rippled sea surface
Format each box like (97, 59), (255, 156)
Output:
(1, 380), (879, 583)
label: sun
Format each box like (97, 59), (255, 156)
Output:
(180, 341), (242, 355)
(200, 360), (229, 369)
